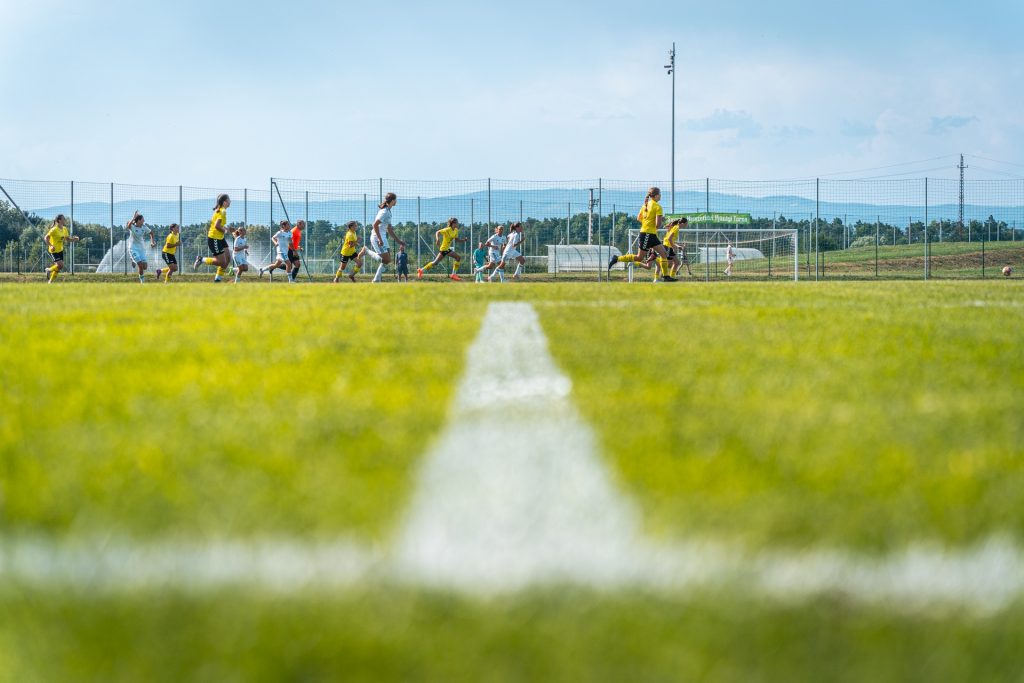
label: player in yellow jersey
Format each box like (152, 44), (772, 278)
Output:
(608, 186), (675, 282)
(333, 221), (363, 283)
(193, 193), (232, 282)
(417, 217), (468, 281)
(155, 223), (182, 283)
(649, 217), (688, 280)
(43, 214), (80, 283)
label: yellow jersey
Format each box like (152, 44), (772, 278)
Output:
(208, 208), (227, 240)
(663, 224), (679, 248)
(438, 226), (459, 251)
(341, 229), (359, 257)
(640, 200), (662, 235)
(46, 225), (69, 253)
(162, 232), (180, 254)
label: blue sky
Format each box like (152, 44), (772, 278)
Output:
(2, 0), (1022, 187)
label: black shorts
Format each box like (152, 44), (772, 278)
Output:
(638, 233), (662, 251)
(49, 251), (64, 263)
(161, 252), (177, 266)
(208, 237), (227, 256)
(666, 248), (676, 260)
(439, 249), (453, 258)
(340, 253), (355, 265)
(287, 249), (300, 262)
(397, 264), (409, 275)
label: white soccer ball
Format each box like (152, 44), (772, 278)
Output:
(1003, 266), (1012, 277)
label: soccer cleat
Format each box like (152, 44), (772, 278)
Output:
(450, 274), (461, 281)
(155, 268), (162, 279)
(417, 268), (423, 280)
(213, 277), (222, 282)
(662, 275), (677, 282)
(349, 273), (357, 283)
(258, 267), (265, 279)
(193, 255), (203, 270)
(607, 255), (618, 271)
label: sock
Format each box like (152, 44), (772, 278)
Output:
(164, 270), (170, 282)
(618, 254), (637, 263)
(497, 269), (505, 282)
(216, 266), (225, 277)
(203, 257), (216, 266)
(513, 264), (522, 277)
(373, 262), (386, 282)
(451, 260), (460, 275)
(353, 265), (361, 275)
(365, 249), (381, 262)
(657, 258), (670, 276)
(422, 262), (434, 272)
(234, 272), (241, 283)
(335, 267), (345, 278)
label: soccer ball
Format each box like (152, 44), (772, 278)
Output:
(1003, 266), (1012, 277)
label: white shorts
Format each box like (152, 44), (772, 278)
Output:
(276, 250), (289, 263)
(234, 254), (249, 266)
(502, 248), (521, 261)
(370, 234), (390, 254)
(488, 249), (501, 263)
(130, 246), (148, 264)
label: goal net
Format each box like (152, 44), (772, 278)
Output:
(622, 228), (799, 281)
(546, 245), (622, 273)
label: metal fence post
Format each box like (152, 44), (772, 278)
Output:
(875, 216), (879, 277)
(69, 181), (75, 274)
(815, 178), (819, 281)
(109, 182), (116, 275)
(416, 196), (421, 265)
(487, 178), (492, 231)
(924, 178), (929, 279)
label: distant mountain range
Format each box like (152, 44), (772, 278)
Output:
(24, 188), (1024, 227)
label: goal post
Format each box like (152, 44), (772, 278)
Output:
(621, 225), (799, 281)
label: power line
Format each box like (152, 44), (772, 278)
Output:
(773, 154), (961, 182)
(968, 164), (1024, 180)
(964, 154), (1024, 170)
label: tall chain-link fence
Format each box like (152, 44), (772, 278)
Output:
(2, 177), (1022, 279)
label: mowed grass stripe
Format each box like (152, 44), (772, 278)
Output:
(0, 285), (487, 539)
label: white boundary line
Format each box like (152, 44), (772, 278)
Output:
(2, 302), (1023, 614)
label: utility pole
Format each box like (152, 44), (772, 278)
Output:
(665, 43), (676, 213)
(958, 153), (967, 239)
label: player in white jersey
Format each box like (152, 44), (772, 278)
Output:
(125, 211), (155, 283)
(475, 224), (507, 281)
(359, 192), (406, 283)
(724, 241), (736, 276)
(232, 227), (251, 283)
(488, 222), (526, 281)
(260, 220), (292, 280)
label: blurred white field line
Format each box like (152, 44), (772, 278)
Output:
(3, 301), (1024, 613)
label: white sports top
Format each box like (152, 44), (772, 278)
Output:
(486, 233), (507, 252)
(128, 224), (152, 249)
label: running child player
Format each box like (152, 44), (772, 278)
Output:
(260, 221), (293, 280)
(488, 222), (526, 281)
(608, 186), (674, 282)
(724, 240), (736, 276)
(473, 241), (487, 283)
(43, 214), (80, 283)
(652, 216), (688, 281)
(232, 227), (250, 283)
(155, 223), (182, 283)
(194, 193), (232, 282)
(288, 220), (304, 282)
(475, 224), (506, 281)
(418, 217), (467, 280)
(126, 211), (156, 283)
(360, 192), (406, 283)
(333, 221), (363, 283)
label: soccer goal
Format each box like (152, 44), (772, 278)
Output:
(546, 244), (622, 273)
(622, 227), (799, 281)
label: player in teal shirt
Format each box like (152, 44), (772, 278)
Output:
(473, 242), (487, 282)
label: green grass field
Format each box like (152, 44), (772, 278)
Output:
(2, 280), (1023, 681)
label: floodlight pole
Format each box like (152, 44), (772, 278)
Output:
(665, 43), (676, 213)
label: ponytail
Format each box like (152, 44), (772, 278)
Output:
(447, 217), (459, 227)
(213, 193), (230, 211)
(379, 192), (397, 210)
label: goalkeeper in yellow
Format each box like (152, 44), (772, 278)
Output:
(608, 186), (675, 282)
(417, 217), (468, 281)
(333, 221), (363, 283)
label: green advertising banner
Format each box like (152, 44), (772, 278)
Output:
(668, 212), (753, 225)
